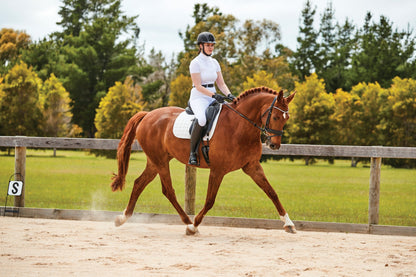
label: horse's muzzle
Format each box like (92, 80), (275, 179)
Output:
(268, 143), (280, 150)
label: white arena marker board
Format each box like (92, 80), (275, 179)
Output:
(8, 181), (23, 196)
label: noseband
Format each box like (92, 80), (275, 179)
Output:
(224, 96), (289, 139)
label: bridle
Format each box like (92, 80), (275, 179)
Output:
(223, 96), (289, 139)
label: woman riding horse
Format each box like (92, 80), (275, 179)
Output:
(111, 86), (297, 235)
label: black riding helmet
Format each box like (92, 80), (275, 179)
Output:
(197, 32), (216, 45)
(197, 32), (216, 56)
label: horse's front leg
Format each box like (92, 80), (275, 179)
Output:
(186, 171), (224, 235)
(242, 161), (296, 234)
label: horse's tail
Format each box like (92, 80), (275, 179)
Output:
(111, 111), (148, 192)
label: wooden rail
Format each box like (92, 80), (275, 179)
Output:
(1, 136), (415, 229)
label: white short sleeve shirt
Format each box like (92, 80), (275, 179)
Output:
(189, 53), (221, 100)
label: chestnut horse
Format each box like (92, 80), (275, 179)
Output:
(111, 87), (296, 234)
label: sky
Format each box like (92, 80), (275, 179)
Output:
(1, 0), (416, 59)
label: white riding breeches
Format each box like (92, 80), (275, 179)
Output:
(189, 94), (215, 127)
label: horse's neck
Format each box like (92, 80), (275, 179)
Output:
(234, 94), (272, 124)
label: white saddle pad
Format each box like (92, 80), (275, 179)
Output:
(173, 105), (222, 141)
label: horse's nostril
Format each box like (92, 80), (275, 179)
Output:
(269, 144), (280, 150)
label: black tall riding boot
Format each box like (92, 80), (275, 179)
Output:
(188, 121), (204, 165)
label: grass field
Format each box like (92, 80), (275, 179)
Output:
(0, 149), (415, 226)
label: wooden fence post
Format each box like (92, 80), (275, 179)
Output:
(14, 146), (26, 207)
(368, 157), (381, 225)
(184, 165), (196, 215)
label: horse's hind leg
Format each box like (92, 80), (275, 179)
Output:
(158, 165), (193, 226)
(115, 161), (157, 227)
(242, 161), (296, 233)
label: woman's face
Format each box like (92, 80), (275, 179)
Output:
(201, 43), (215, 55)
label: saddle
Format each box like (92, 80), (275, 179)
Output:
(172, 101), (222, 165)
(185, 101), (221, 137)
(186, 101), (222, 165)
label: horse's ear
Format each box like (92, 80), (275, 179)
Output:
(285, 91), (296, 104)
(277, 90), (284, 102)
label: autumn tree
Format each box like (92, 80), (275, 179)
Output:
(94, 76), (144, 139)
(0, 61), (43, 136)
(349, 82), (385, 146)
(241, 71), (280, 92)
(40, 74), (73, 137)
(0, 28), (31, 73)
(331, 88), (361, 145)
(287, 73), (335, 149)
(379, 77), (416, 167)
(169, 74), (192, 108)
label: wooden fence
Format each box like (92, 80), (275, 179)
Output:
(1, 136), (415, 235)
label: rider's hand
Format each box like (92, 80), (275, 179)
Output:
(227, 94), (236, 101)
(212, 93), (226, 103)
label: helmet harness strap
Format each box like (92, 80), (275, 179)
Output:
(201, 44), (212, 56)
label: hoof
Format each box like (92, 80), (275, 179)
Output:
(185, 224), (199, 236)
(284, 225), (297, 234)
(114, 215), (127, 227)
(114, 210), (129, 227)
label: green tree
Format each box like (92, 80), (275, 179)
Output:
(291, 0), (319, 80)
(349, 13), (415, 88)
(316, 2), (342, 93)
(0, 61), (44, 136)
(140, 49), (177, 110)
(40, 74), (73, 137)
(94, 76), (143, 139)
(21, 39), (67, 82)
(54, 0), (142, 137)
(330, 18), (356, 92)
(56, 0), (89, 37)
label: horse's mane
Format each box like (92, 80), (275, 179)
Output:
(232, 86), (283, 107)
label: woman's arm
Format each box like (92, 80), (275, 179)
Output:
(216, 71), (232, 96)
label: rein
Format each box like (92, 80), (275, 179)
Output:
(223, 96), (289, 138)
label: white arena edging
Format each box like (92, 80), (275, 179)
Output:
(1, 207), (415, 237)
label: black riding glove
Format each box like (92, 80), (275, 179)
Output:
(212, 93), (226, 103)
(227, 94), (236, 101)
